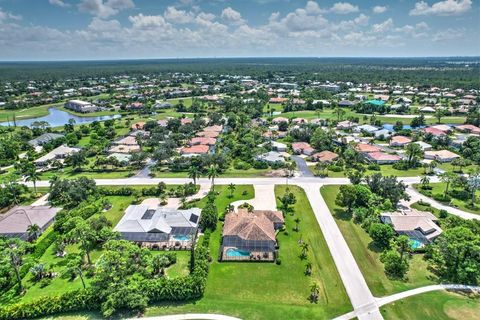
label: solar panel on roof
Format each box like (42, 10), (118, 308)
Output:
(189, 214), (199, 224)
(141, 209), (155, 220)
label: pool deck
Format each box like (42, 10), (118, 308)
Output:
(220, 246), (274, 262)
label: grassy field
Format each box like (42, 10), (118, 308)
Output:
(380, 291), (480, 320)
(0, 104), (51, 122)
(413, 182), (480, 215)
(145, 185), (351, 320)
(320, 185), (436, 297)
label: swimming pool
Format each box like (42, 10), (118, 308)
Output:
(225, 248), (251, 257)
(409, 239), (424, 249)
(172, 235), (190, 241)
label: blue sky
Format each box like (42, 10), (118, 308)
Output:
(0, 0), (478, 60)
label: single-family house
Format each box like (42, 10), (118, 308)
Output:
(414, 141), (432, 151)
(272, 117), (289, 124)
(28, 133), (64, 147)
(180, 145), (210, 156)
(0, 206), (62, 240)
(114, 205), (201, 247)
(424, 150), (460, 162)
(373, 129), (393, 139)
(355, 143), (382, 154)
(389, 136), (412, 147)
(336, 120), (356, 130)
(423, 127), (447, 137)
(365, 152), (401, 164)
(311, 151), (339, 163)
(255, 151), (285, 164)
(456, 124), (480, 135)
(34, 145), (80, 166)
(221, 208), (285, 261)
(380, 209), (442, 247)
(291, 142), (314, 156)
(189, 137), (216, 146)
(353, 124), (379, 134)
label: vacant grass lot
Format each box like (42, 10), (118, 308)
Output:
(380, 291), (480, 320)
(146, 185), (351, 320)
(320, 185), (436, 297)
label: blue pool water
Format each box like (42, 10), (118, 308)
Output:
(226, 248), (251, 257)
(409, 239), (424, 249)
(172, 235), (190, 241)
(382, 124), (414, 131)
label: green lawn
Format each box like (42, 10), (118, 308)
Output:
(0, 104), (51, 122)
(320, 185), (436, 297)
(380, 291), (480, 320)
(165, 251), (191, 278)
(146, 185), (351, 319)
(152, 167), (271, 178)
(413, 182), (480, 215)
(308, 164), (426, 178)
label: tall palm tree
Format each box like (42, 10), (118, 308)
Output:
(207, 164), (219, 191)
(227, 183), (236, 198)
(310, 282), (320, 303)
(294, 217), (301, 232)
(429, 160), (438, 174)
(305, 261), (312, 276)
(300, 242), (309, 259)
(27, 223), (40, 241)
(25, 166), (40, 195)
(188, 165), (200, 186)
(440, 172), (456, 198)
(405, 143), (423, 167)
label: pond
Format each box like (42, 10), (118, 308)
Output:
(0, 107), (121, 127)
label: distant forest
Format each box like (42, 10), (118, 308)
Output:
(0, 57), (479, 88)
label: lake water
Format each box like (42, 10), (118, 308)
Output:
(0, 107), (121, 127)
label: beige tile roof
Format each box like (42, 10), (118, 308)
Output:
(223, 208), (284, 242)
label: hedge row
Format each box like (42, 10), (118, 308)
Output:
(0, 244), (210, 320)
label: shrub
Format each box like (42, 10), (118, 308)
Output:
(433, 193), (451, 202)
(253, 161), (268, 169)
(367, 164), (380, 171)
(439, 210), (449, 218)
(233, 160), (252, 170)
(275, 258), (282, 265)
(392, 160), (410, 171)
(328, 165), (342, 172)
(449, 189), (469, 201)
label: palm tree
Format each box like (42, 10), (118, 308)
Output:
(25, 166), (40, 195)
(207, 164), (219, 191)
(440, 172), (456, 198)
(300, 242), (309, 259)
(310, 282), (320, 303)
(420, 175), (430, 189)
(188, 165), (200, 186)
(294, 217), (301, 232)
(65, 257), (86, 289)
(227, 183), (236, 198)
(305, 261), (312, 276)
(27, 224), (40, 241)
(405, 143), (423, 167)
(429, 160), (438, 174)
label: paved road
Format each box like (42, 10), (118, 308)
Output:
(301, 184), (382, 320)
(30, 176), (436, 187)
(335, 284), (480, 320)
(291, 155), (314, 177)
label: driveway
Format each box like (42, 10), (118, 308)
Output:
(230, 184), (277, 210)
(291, 155), (314, 177)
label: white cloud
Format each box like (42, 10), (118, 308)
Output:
(78, 0), (135, 18)
(164, 7), (194, 24)
(305, 1), (323, 14)
(221, 7), (246, 25)
(372, 18), (394, 33)
(0, 8), (21, 22)
(128, 14), (170, 29)
(410, 0), (472, 16)
(330, 2), (359, 14)
(372, 5), (387, 14)
(49, 0), (70, 8)
(432, 28), (465, 41)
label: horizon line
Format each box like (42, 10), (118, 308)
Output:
(0, 55), (479, 63)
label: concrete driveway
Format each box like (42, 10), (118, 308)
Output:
(230, 184), (277, 210)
